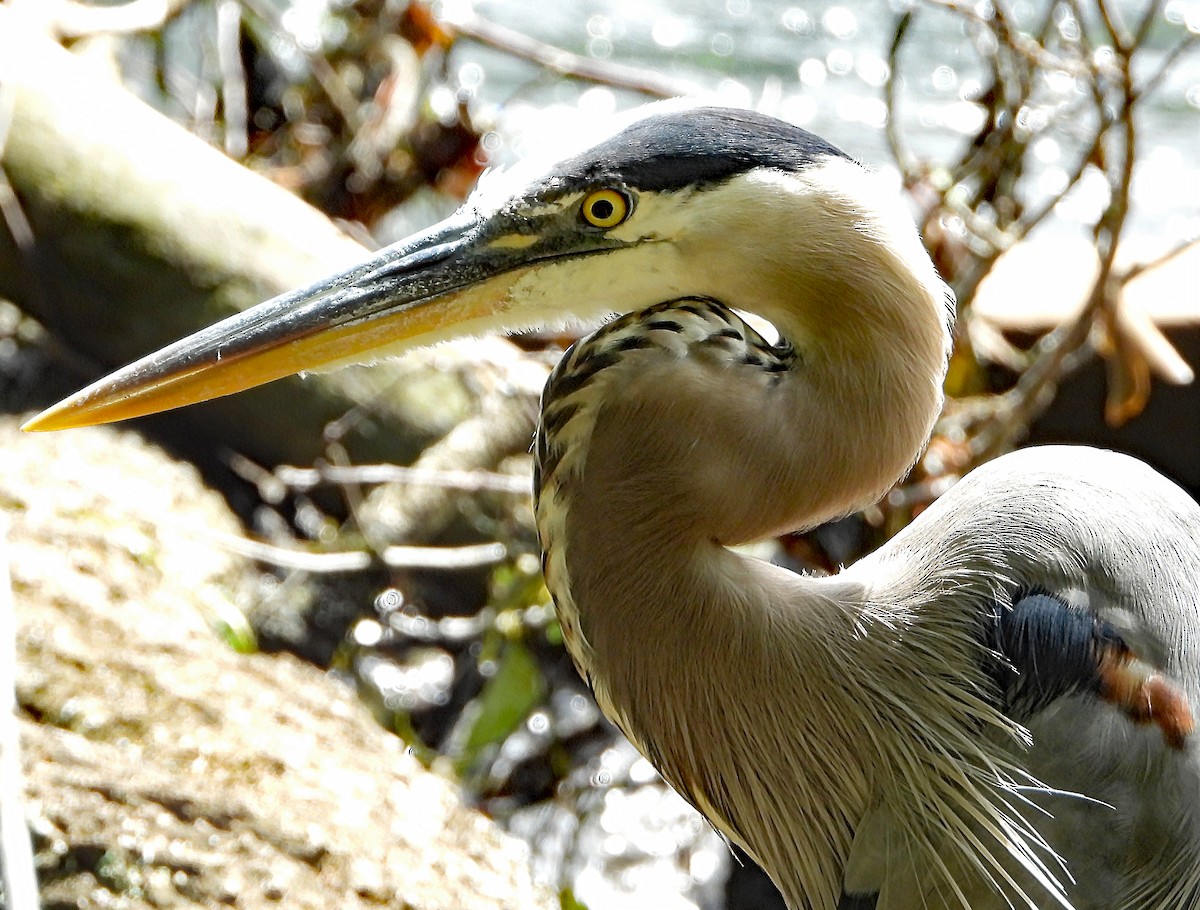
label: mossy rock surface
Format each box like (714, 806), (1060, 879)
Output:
(4, 417), (552, 910)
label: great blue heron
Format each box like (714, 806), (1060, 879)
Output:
(25, 106), (1200, 910)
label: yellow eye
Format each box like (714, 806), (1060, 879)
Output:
(581, 188), (631, 229)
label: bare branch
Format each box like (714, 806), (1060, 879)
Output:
(969, 0), (1142, 456)
(884, 12), (917, 177)
(926, 0), (1092, 74)
(1095, 0), (1132, 50)
(275, 462), (531, 496)
(203, 528), (509, 573)
(445, 12), (703, 99)
(1134, 32), (1200, 102)
(1132, 0), (1165, 48)
(216, 0), (248, 159)
(1120, 237), (1200, 283)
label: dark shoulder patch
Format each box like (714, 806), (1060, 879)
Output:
(987, 590), (1115, 720)
(612, 334), (653, 352)
(645, 319), (685, 333)
(549, 107), (853, 193)
(989, 590), (1196, 747)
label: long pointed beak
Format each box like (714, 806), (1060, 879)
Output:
(23, 211), (540, 432)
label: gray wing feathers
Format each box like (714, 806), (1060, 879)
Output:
(854, 445), (1200, 909)
(885, 445), (1200, 695)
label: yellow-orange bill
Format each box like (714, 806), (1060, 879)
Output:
(22, 301), (442, 431)
(21, 212), (538, 433)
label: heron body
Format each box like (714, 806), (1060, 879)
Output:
(25, 105), (1200, 909)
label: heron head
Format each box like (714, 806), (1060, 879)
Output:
(24, 105), (952, 432)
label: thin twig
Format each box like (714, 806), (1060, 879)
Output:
(238, 0), (364, 131)
(1095, 0), (1132, 50)
(925, 0), (1091, 74)
(319, 440), (374, 552)
(202, 528), (508, 572)
(884, 12), (916, 177)
(1133, 32), (1200, 102)
(216, 0), (249, 159)
(1015, 105), (1118, 231)
(1119, 237), (1200, 283)
(0, 82), (36, 260)
(446, 12), (702, 99)
(275, 463), (531, 496)
(1131, 0), (1165, 49)
(970, 0), (1141, 460)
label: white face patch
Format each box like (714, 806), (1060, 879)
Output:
(503, 240), (692, 328)
(604, 186), (699, 245)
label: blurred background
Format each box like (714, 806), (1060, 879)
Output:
(1, 0), (1197, 908)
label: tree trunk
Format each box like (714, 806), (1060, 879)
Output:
(0, 8), (529, 470)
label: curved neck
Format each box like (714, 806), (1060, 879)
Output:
(530, 162), (969, 909)
(561, 309), (945, 547)
(531, 290), (959, 907)
(569, 507), (874, 907)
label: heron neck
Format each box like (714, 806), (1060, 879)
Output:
(560, 503), (877, 908)
(534, 286), (953, 906)
(568, 514), (874, 721)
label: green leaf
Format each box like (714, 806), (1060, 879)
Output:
(460, 638), (544, 763)
(558, 886), (590, 910)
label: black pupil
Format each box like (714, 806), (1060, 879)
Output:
(590, 198), (615, 220)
